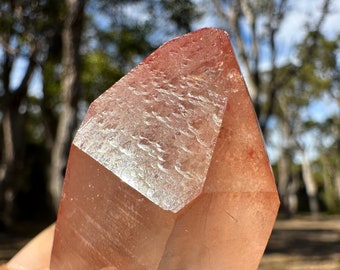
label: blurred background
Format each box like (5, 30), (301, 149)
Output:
(0, 0), (339, 268)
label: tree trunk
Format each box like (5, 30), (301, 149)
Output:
(0, 49), (36, 226)
(287, 173), (299, 215)
(277, 150), (297, 218)
(334, 130), (340, 199)
(301, 151), (319, 217)
(277, 152), (289, 213)
(49, 0), (86, 211)
(0, 106), (17, 226)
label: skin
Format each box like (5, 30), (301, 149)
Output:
(0, 224), (55, 270)
(0, 224), (120, 270)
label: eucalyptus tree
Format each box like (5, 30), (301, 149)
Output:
(0, 0), (65, 225)
(211, 0), (334, 216)
(48, 0), (201, 211)
(0, 0), (201, 225)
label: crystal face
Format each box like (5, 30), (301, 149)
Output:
(73, 32), (229, 212)
(51, 28), (280, 270)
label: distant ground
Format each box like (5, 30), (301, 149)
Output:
(1, 216), (340, 268)
(259, 215), (340, 270)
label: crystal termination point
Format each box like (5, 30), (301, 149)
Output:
(51, 28), (280, 270)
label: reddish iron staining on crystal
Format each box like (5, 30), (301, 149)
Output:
(73, 31), (229, 213)
(51, 28), (279, 270)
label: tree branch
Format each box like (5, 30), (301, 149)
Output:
(315, 0), (330, 30)
(13, 51), (37, 105)
(0, 38), (18, 56)
(212, 0), (259, 99)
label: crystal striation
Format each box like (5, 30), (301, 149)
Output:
(73, 31), (229, 212)
(51, 28), (280, 270)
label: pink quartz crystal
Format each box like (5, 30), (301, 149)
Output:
(51, 28), (279, 269)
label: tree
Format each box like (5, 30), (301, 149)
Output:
(48, 0), (201, 211)
(212, 0), (289, 134)
(49, 0), (86, 211)
(0, 0), (201, 225)
(212, 0), (336, 216)
(0, 0), (65, 225)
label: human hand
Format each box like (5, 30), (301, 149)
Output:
(0, 224), (55, 270)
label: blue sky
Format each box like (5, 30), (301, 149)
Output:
(17, 0), (340, 97)
(193, 0), (340, 163)
(5, 0), (340, 163)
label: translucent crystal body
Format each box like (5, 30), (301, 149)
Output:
(51, 28), (280, 270)
(73, 31), (230, 212)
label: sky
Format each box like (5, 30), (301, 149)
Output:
(190, 0), (340, 162)
(194, 0), (340, 63)
(15, 0), (340, 97)
(5, 0), (340, 162)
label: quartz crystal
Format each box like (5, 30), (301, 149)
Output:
(51, 28), (280, 269)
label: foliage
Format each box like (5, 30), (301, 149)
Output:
(0, 0), (201, 225)
(0, 0), (339, 227)
(212, 0), (339, 216)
